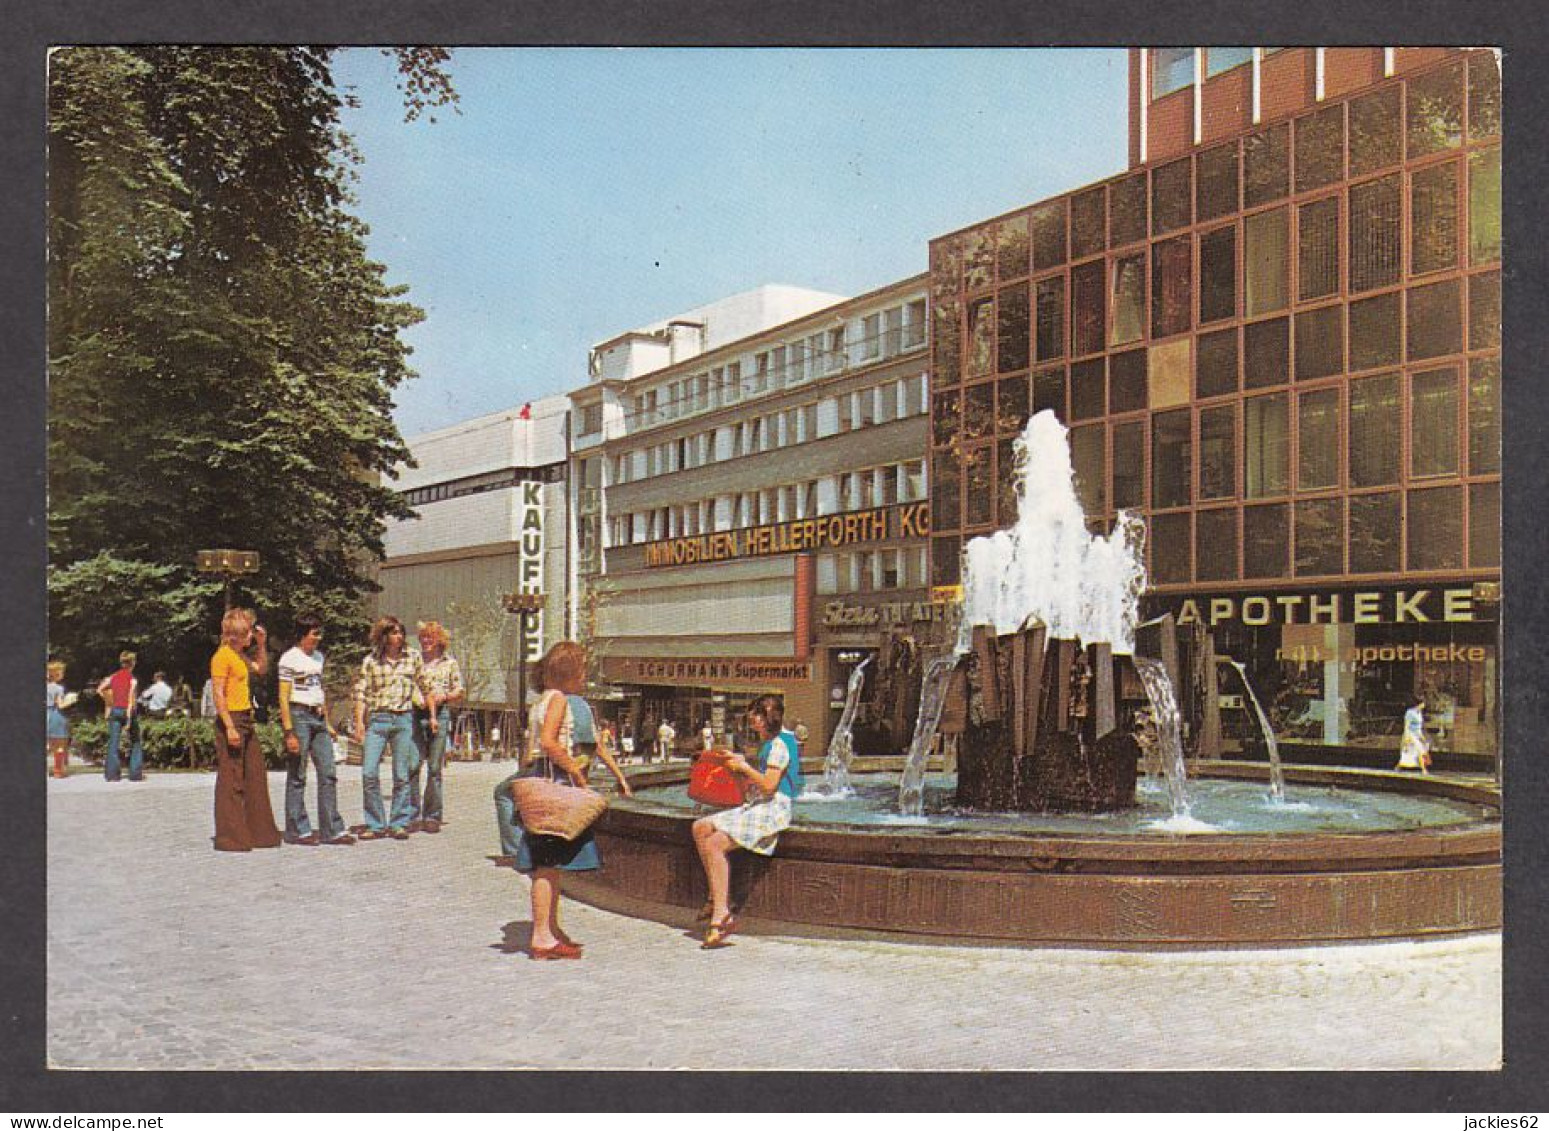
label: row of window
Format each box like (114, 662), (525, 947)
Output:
(938, 52), (1500, 300)
(621, 298), (927, 431)
(931, 359), (1499, 529)
(610, 460), (928, 547)
(937, 150), (1499, 385)
(1150, 47), (1265, 100)
(611, 374), (927, 485)
(815, 548), (931, 595)
(400, 464), (564, 507)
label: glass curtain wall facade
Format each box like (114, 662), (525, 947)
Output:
(928, 50), (1501, 763)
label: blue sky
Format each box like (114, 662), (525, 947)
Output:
(332, 48), (1130, 437)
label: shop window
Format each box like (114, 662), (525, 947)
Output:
(1349, 84), (1402, 176)
(1408, 280), (1463, 362)
(1151, 48), (1195, 100)
(1033, 365), (1065, 420)
(1152, 158), (1193, 236)
(1294, 498), (1344, 576)
(997, 437), (1020, 527)
(1150, 512), (1191, 584)
(996, 282), (1030, 374)
(1469, 148), (1501, 265)
(1148, 338), (1192, 409)
(1152, 237), (1193, 339)
(1406, 486), (1463, 571)
(1245, 393), (1289, 498)
(1294, 103), (1345, 194)
(931, 449), (961, 529)
(1298, 388), (1341, 490)
(963, 381), (995, 440)
(966, 295), (995, 376)
(1406, 58), (1465, 160)
(1349, 174), (1402, 293)
(1348, 292), (1402, 372)
(1195, 508), (1238, 580)
(1152, 408), (1192, 509)
(932, 535), (961, 585)
(1109, 349), (1148, 414)
(1294, 304), (1344, 381)
(963, 226), (995, 291)
(1243, 123), (1289, 208)
(1411, 162), (1460, 275)
(1348, 373), (1401, 487)
(1468, 52), (1502, 140)
(1196, 142), (1239, 223)
(1035, 276), (1065, 361)
(965, 445), (994, 527)
(1199, 226), (1236, 324)
(1109, 254), (1146, 346)
(1244, 316), (1289, 389)
(1196, 328), (1239, 398)
(996, 215), (1029, 281)
(1071, 261), (1106, 356)
(1411, 367), (1460, 478)
(1468, 358), (1501, 475)
(1069, 358), (1106, 422)
(1470, 272), (1501, 352)
(1070, 187), (1106, 260)
(996, 374), (1030, 436)
(1206, 47), (1253, 77)
(1199, 404), (1237, 500)
(1071, 424), (1106, 517)
(1349, 492), (1401, 573)
(1242, 503), (1289, 578)
(1110, 173), (1148, 248)
(1031, 200), (1067, 270)
(1470, 481), (1500, 569)
(1297, 197), (1340, 302)
(1244, 207), (1289, 316)
(1112, 421), (1145, 509)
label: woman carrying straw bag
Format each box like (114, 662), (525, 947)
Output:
(511, 641), (631, 960)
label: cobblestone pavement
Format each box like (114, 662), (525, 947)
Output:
(47, 763), (1501, 1071)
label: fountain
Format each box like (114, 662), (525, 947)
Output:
(1226, 660), (1286, 803)
(814, 658), (871, 798)
(569, 412), (1500, 944)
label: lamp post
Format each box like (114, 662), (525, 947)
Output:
(196, 549), (261, 611)
(502, 591), (544, 736)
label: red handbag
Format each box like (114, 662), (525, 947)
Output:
(688, 755), (743, 808)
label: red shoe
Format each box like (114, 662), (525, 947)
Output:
(529, 942), (583, 961)
(701, 916), (738, 949)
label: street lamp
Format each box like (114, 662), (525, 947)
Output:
(502, 590), (544, 737)
(197, 549), (261, 611)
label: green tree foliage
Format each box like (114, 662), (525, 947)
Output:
(48, 46), (457, 685)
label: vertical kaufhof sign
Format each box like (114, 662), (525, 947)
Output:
(518, 480), (543, 661)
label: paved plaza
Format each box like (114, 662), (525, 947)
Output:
(46, 761), (1501, 1071)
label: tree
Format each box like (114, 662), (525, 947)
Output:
(48, 47), (458, 684)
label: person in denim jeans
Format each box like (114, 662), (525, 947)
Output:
(96, 651), (145, 782)
(351, 616), (439, 840)
(278, 613), (353, 846)
(408, 621), (464, 834)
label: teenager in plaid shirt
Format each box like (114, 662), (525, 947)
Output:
(351, 616), (438, 840)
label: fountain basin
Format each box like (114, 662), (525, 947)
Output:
(568, 759), (1500, 945)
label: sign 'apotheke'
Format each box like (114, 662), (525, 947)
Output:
(1151, 586), (1486, 627)
(641, 502), (930, 568)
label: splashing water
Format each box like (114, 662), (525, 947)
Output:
(898, 657), (958, 817)
(817, 657), (872, 797)
(1227, 660), (1286, 803)
(957, 411), (1148, 656)
(1133, 657), (1193, 822)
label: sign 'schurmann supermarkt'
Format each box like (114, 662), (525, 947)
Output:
(641, 502), (931, 568)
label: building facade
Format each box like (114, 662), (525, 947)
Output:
(928, 47), (1501, 765)
(570, 279), (933, 754)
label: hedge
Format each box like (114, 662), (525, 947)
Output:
(69, 716), (289, 771)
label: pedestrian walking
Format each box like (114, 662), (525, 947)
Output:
(96, 651), (145, 782)
(657, 717), (676, 764)
(691, 695), (804, 949)
(138, 671), (174, 718)
(47, 661), (74, 779)
(351, 616), (438, 840)
(209, 609), (282, 852)
(409, 621), (464, 833)
(277, 613), (353, 846)
(1397, 697), (1432, 774)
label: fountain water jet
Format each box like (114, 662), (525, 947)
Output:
(814, 657), (871, 798)
(898, 657), (958, 817)
(1226, 660), (1286, 802)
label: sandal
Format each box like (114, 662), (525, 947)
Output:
(530, 941), (583, 961)
(701, 916), (738, 950)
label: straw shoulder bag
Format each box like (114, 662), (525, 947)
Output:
(512, 691), (607, 840)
